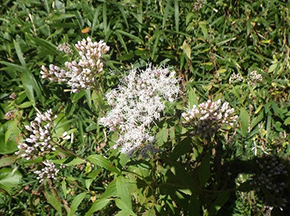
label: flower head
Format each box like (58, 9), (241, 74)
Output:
(251, 156), (288, 210)
(16, 109), (58, 160)
(249, 70), (263, 85)
(41, 37), (110, 93)
(182, 99), (238, 137)
(34, 160), (60, 183)
(100, 64), (179, 155)
(57, 42), (72, 54)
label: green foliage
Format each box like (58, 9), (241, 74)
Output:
(1, 0), (290, 215)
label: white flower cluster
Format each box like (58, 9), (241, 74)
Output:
(34, 160), (59, 183)
(182, 99), (238, 137)
(251, 156), (288, 210)
(229, 73), (243, 84)
(57, 42), (72, 54)
(41, 37), (110, 93)
(16, 109), (58, 160)
(100, 65), (179, 155)
(249, 70), (263, 85)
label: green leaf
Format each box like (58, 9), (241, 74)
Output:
(188, 193), (200, 216)
(174, 0), (179, 31)
(199, 21), (208, 39)
(100, 180), (117, 199)
(162, 0), (172, 28)
(268, 63), (277, 73)
(19, 101), (33, 108)
(237, 181), (254, 192)
(13, 40), (26, 66)
(0, 156), (18, 168)
(28, 36), (58, 55)
(188, 87), (198, 108)
(87, 155), (120, 174)
(116, 176), (132, 209)
(284, 117), (290, 125)
(170, 137), (192, 161)
(209, 192), (230, 215)
(0, 121), (20, 154)
(44, 191), (62, 216)
(85, 170), (101, 190)
(85, 199), (111, 216)
(198, 152), (211, 187)
(250, 111), (264, 130)
(240, 108), (249, 137)
(69, 192), (87, 216)
(182, 40), (191, 59)
(0, 167), (22, 194)
(168, 161), (196, 190)
(61, 180), (68, 198)
(115, 199), (137, 216)
(156, 128), (168, 146)
(0, 61), (26, 72)
(216, 68), (227, 74)
(66, 158), (85, 166)
(116, 31), (128, 53)
(116, 30), (143, 44)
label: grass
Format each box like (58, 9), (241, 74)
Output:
(1, 0), (290, 215)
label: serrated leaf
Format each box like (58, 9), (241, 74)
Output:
(188, 193), (200, 216)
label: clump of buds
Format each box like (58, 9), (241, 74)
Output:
(182, 99), (238, 137)
(41, 37), (110, 93)
(17, 109), (70, 183)
(16, 109), (70, 160)
(229, 73), (243, 84)
(251, 156), (288, 211)
(57, 42), (72, 54)
(16, 109), (58, 160)
(249, 70), (263, 85)
(34, 160), (60, 183)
